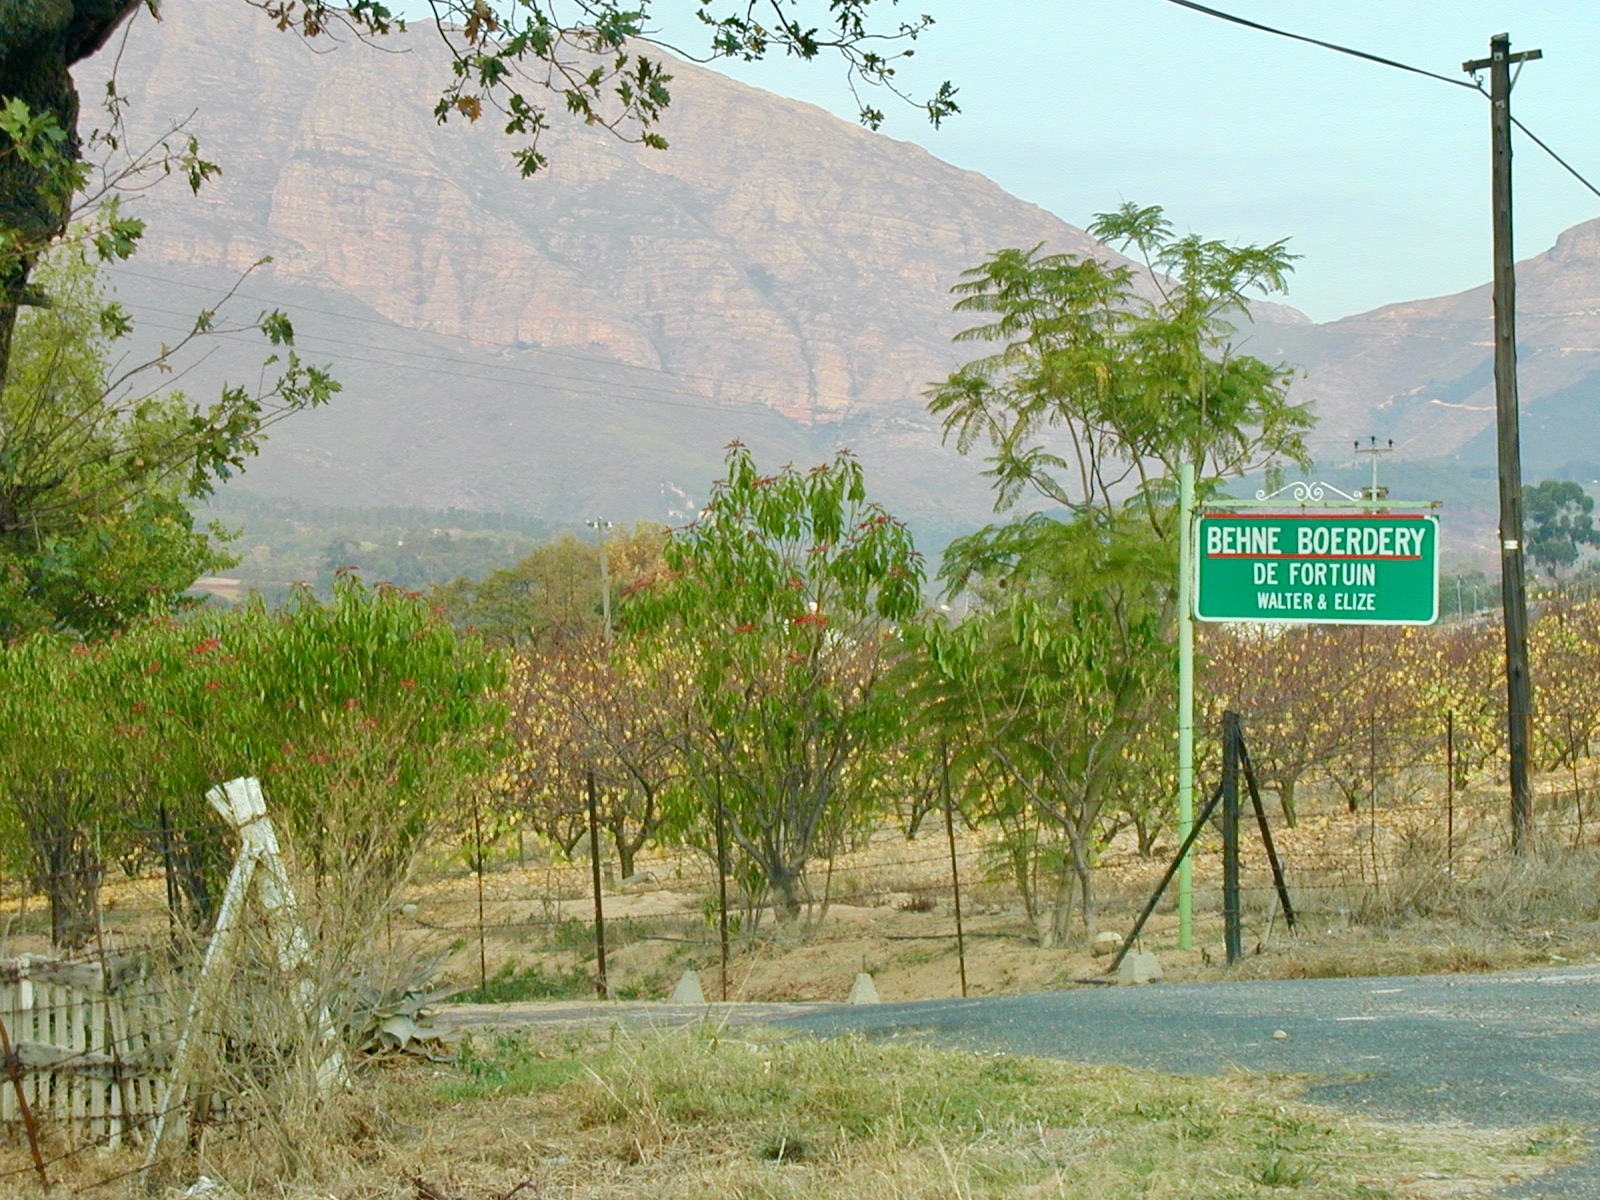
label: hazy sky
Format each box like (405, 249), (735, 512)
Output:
(644, 1), (1600, 324)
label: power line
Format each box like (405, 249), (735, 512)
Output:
(1508, 113), (1600, 202)
(1154, 0), (1478, 91)
(1156, 0), (1600, 203)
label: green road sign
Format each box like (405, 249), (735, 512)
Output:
(1195, 511), (1439, 625)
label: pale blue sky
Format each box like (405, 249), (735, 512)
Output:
(388, 2), (1600, 324)
(667, 1), (1600, 324)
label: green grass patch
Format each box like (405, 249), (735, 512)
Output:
(437, 1031), (587, 1100)
(456, 960), (594, 1002)
(428, 1026), (1584, 1199)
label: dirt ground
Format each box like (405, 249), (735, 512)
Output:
(392, 784), (1600, 1007)
(0, 781), (1591, 1008)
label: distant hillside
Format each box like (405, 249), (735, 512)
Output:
(1260, 218), (1600, 473)
(83, 0), (1165, 544)
(80, 0), (1600, 572)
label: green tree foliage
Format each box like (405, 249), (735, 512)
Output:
(0, 243), (336, 637)
(0, 634), (118, 946)
(1438, 568), (1498, 619)
(0, 576), (504, 947)
(921, 203), (1312, 938)
(910, 516), (1170, 942)
(626, 443), (922, 916)
(432, 523), (666, 650)
(1525, 479), (1600, 579)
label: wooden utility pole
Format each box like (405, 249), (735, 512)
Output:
(1464, 33), (1541, 851)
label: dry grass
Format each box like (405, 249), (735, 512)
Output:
(391, 807), (1600, 1003)
(0, 791), (1595, 1196)
(12, 1024), (1587, 1200)
(6, 793), (1597, 1200)
(9, 783), (1599, 1009)
(5, 1024), (1582, 1199)
(1214, 835), (1600, 981)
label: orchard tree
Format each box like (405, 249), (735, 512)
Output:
(1531, 595), (1600, 770)
(0, 0), (956, 395)
(626, 442), (922, 916)
(911, 514), (1171, 942)
(0, 576), (504, 945)
(1199, 624), (1370, 826)
(0, 636), (120, 946)
(501, 637), (681, 877)
(1415, 619), (1505, 791)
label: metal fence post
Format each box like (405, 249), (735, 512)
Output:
(940, 739), (968, 998)
(1222, 711), (1242, 965)
(586, 769), (608, 1000)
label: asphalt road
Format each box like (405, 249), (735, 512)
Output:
(440, 965), (1600, 1196)
(771, 965), (1600, 1198)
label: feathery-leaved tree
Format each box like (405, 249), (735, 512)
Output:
(920, 203), (1312, 939)
(929, 202), (1311, 529)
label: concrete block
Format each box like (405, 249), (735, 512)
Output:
(1117, 950), (1164, 985)
(846, 972), (881, 1004)
(1091, 930), (1124, 958)
(670, 969), (706, 1005)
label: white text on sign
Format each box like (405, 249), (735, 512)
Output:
(1204, 523), (1426, 559)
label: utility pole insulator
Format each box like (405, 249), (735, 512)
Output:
(1354, 436), (1394, 504)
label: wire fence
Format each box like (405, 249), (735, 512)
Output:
(378, 711), (1599, 1003)
(0, 720), (1593, 1185)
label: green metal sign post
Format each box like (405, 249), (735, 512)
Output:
(1196, 510), (1439, 625)
(1171, 481), (1440, 956)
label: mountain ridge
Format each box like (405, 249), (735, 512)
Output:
(75, 0), (1600, 563)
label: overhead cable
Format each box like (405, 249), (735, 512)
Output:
(1158, 0), (1600, 201)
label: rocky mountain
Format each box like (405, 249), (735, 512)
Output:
(1259, 218), (1600, 476)
(75, 1), (1600, 566)
(79, 0), (1151, 546)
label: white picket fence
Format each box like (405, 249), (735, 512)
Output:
(0, 952), (169, 1147)
(0, 779), (339, 1165)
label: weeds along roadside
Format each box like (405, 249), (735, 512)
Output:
(1, 1023), (1582, 1199)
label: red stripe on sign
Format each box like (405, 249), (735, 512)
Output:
(1203, 512), (1431, 521)
(1208, 553), (1421, 561)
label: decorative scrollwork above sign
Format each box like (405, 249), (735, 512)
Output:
(1253, 481), (1364, 505)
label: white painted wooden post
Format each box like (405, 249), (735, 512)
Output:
(143, 778), (346, 1175)
(207, 778), (346, 1092)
